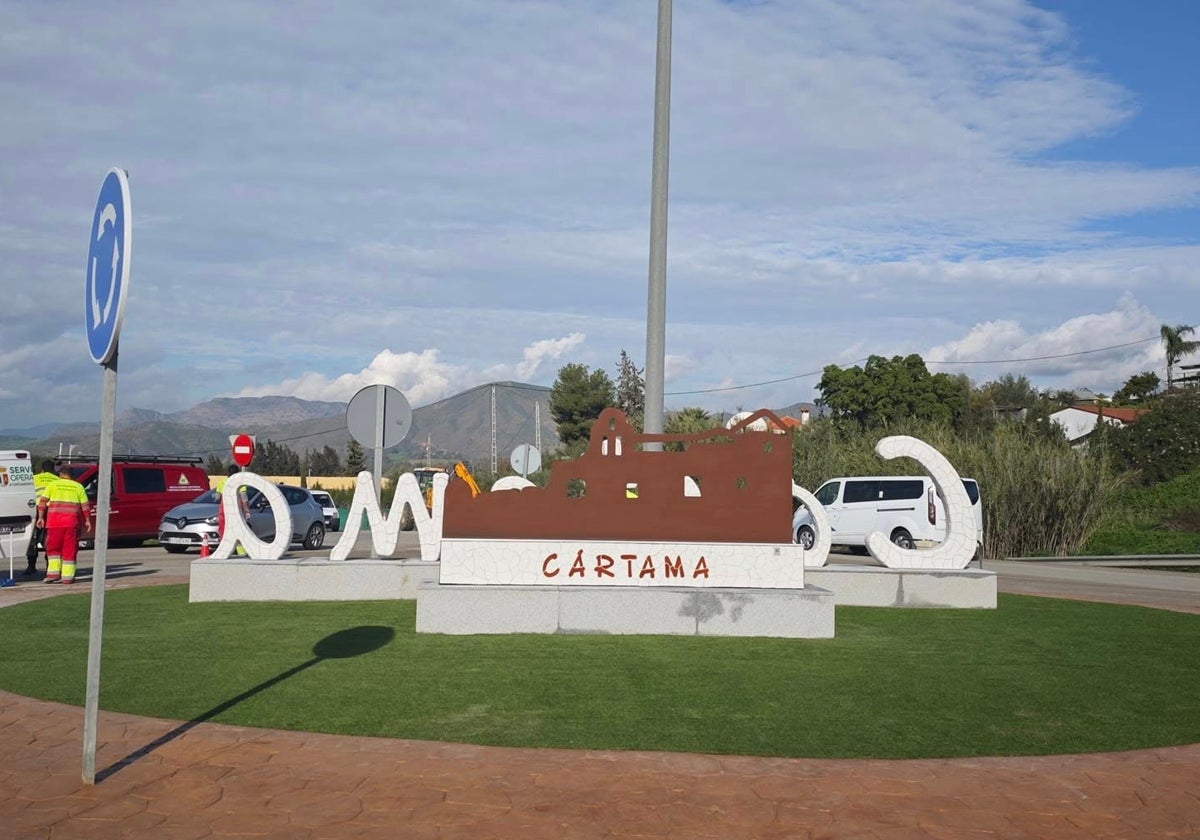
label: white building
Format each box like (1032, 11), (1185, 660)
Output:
(1050, 405), (1147, 444)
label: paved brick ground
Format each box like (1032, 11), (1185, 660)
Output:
(1, 554), (1198, 838)
(2, 689), (1198, 839)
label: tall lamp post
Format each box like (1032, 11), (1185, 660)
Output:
(643, 0), (672, 445)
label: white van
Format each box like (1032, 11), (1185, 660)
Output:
(793, 475), (983, 557)
(0, 450), (38, 560)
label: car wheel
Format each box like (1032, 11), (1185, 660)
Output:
(890, 528), (915, 550)
(795, 525), (815, 550)
(163, 544), (188, 554)
(303, 522), (325, 550)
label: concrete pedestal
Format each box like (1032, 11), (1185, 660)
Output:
(189, 557), (439, 602)
(806, 564), (996, 608)
(414, 583), (835, 638)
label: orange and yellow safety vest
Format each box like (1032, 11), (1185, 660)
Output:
(38, 477), (91, 528)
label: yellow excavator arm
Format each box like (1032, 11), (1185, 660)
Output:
(454, 461), (482, 497)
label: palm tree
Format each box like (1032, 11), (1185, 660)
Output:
(1160, 323), (1200, 390)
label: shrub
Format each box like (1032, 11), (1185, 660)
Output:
(1084, 467), (1200, 555)
(1097, 390), (1200, 484)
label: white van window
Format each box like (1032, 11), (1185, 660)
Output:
(843, 480), (880, 503)
(878, 480), (924, 501)
(814, 481), (840, 506)
(962, 479), (980, 504)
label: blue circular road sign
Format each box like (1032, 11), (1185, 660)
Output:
(85, 168), (132, 365)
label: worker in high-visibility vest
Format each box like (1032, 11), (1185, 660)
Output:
(24, 459), (58, 576)
(35, 465), (92, 584)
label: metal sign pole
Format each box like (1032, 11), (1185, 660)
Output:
(371, 385), (384, 559)
(81, 166), (131, 786)
(82, 349), (118, 784)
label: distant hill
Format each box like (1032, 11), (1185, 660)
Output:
(20, 383), (560, 471)
(0, 421), (65, 441)
(14, 387), (814, 469)
(772, 402), (822, 420)
(168, 396), (346, 428)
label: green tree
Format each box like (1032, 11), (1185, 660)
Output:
(816, 354), (965, 429)
(253, 440), (302, 475)
(664, 407), (714, 435)
(550, 363), (615, 454)
(345, 438), (366, 475)
(1101, 389), (1200, 484)
(1112, 371), (1160, 405)
(978, 373), (1040, 411)
(663, 406), (715, 452)
(204, 454), (226, 476)
(1160, 323), (1199, 390)
(614, 350), (645, 431)
(308, 445), (342, 476)
(959, 373), (1042, 434)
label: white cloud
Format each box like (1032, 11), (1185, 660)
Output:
(925, 294), (1165, 392)
(231, 349), (469, 407)
(515, 333), (586, 380)
(227, 333), (589, 409)
(2, 1), (1200, 430)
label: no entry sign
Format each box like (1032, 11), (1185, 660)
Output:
(231, 434), (255, 467)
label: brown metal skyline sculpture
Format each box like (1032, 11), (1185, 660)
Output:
(442, 408), (795, 544)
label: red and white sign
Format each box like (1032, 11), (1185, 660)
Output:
(230, 433), (256, 467)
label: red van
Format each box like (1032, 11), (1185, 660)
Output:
(61, 457), (210, 547)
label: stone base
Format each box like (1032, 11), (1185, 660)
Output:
(414, 583), (835, 638)
(189, 557), (439, 602)
(806, 564), (996, 608)
(186, 557), (994, 618)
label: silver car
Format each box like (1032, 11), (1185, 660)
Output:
(158, 484), (327, 553)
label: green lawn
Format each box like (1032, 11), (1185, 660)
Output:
(1, 586), (1196, 759)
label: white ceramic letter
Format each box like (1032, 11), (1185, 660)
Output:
(866, 436), (977, 569)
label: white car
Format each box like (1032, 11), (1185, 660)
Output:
(309, 490), (340, 532)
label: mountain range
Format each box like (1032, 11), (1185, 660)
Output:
(1, 384), (816, 470)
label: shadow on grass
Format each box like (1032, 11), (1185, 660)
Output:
(97, 624), (394, 782)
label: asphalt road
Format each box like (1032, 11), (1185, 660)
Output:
(2, 537), (1198, 613)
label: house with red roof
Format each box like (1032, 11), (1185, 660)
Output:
(1050, 404), (1149, 444)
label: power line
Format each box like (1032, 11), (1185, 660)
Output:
(925, 336), (1158, 365)
(665, 362), (868, 396)
(665, 334), (1163, 397)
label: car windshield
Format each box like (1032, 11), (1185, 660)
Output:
(199, 486), (264, 505)
(312, 493), (333, 505)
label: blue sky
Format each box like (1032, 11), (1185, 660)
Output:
(2, 0), (1199, 431)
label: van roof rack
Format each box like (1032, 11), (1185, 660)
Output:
(55, 455), (204, 466)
